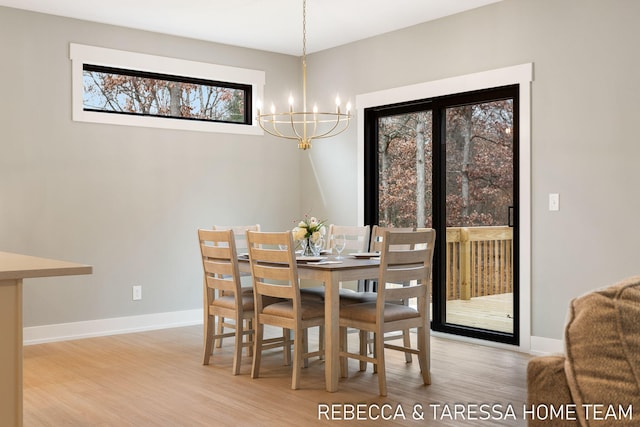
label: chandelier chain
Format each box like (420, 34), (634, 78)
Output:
(255, 0), (350, 150)
(302, 0), (307, 60)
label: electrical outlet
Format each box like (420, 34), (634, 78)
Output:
(549, 193), (560, 211)
(132, 285), (142, 301)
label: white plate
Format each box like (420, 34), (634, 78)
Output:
(296, 256), (327, 262)
(351, 252), (380, 258)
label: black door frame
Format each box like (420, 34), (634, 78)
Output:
(364, 85), (520, 345)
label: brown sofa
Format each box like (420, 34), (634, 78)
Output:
(527, 276), (640, 427)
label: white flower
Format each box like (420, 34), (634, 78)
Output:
(311, 231), (321, 243)
(309, 217), (318, 227)
(319, 225), (326, 236)
(298, 221), (306, 228)
(292, 227), (306, 241)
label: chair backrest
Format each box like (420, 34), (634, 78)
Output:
(246, 231), (300, 312)
(369, 225), (414, 253)
(213, 224), (260, 254)
(377, 229), (436, 311)
(198, 229), (244, 310)
(327, 224), (370, 253)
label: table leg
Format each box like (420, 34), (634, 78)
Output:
(0, 278), (23, 427)
(324, 274), (340, 392)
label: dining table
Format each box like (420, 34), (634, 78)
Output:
(239, 254), (380, 392)
(0, 251), (92, 427)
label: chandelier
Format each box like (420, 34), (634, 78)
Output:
(256, 0), (351, 150)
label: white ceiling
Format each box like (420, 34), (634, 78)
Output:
(0, 0), (502, 55)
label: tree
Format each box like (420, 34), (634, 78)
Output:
(83, 69), (244, 123)
(378, 111), (433, 228)
(377, 99), (512, 228)
(445, 100), (513, 227)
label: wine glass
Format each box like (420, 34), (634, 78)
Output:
(332, 234), (346, 259)
(312, 237), (324, 256)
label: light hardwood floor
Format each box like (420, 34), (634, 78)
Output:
(23, 325), (531, 426)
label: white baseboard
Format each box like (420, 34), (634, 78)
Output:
(529, 335), (564, 356)
(24, 311), (566, 359)
(23, 309), (204, 346)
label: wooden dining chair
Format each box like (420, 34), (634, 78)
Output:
(212, 224), (260, 256)
(335, 225), (414, 357)
(246, 230), (325, 390)
(363, 225), (414, 292)
(198, 228), (254, 375)
(339, 229), (436, 396)
(326, 224), (370, 255)
(212, 224), (260, 348)
(302, 224), (371, 300)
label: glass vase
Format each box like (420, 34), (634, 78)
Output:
(302, 237), (322, 256)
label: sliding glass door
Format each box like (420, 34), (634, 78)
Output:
(364, 86), (519, 344)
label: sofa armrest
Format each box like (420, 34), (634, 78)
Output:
(527, 355), (580, 427)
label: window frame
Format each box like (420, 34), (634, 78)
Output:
(356, 63), (533, 352)
(70, 43), (265, 135)
(365, 85), (520, 346)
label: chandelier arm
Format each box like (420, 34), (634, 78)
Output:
(262, 126), (300, 141)
(289, 112), (305, 141)
(258, 116), (301, 141)
(309, 113), (349, 139)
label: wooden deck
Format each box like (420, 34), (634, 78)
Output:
(23, 325), (531, 426)
(444, 293), (513, 333)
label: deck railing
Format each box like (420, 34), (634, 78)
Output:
(445, 226), (513, 300)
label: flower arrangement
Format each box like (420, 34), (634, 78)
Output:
(292, 215), (327, 243)
(292, 215), (327, 256)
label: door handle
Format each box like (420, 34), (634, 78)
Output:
(508, 206), (515, 227)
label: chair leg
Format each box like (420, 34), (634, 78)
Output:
(215, 316), (224, 348)
(417, 325), (431, 385)
(232, 317), (244, 375)
(375, 331), (387, 396)
(283, 328), (292, 366)
(303, 329), (309, 369)
(291, 329), (303, 390)
(402, 328), (412, 363)
(401, 293), (412, 363)
(359, 330), (368, 371)
(340, 326), (348, 378)
(202, 314), (214, 365)
(318, 325), (325, 360)
(246, 318), (253, 357)
(251, 323), (264, 379)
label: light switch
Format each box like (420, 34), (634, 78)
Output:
(549, 193), (560, 211)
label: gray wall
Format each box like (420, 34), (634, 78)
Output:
(303, 0), (640, 341)
(3, 0), (640, 342)
(0, 7), (303, 327)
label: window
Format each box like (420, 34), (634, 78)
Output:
(356, 63), (533, 351)
(364, 86), (519, 345)
(83, 64), (251, 125)
(70, 44), (264, 135)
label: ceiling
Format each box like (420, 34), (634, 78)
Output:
(0, 0), (502, 55)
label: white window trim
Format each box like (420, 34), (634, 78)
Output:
(70, 43), (264, 135)
(355, 63), (533, 353)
